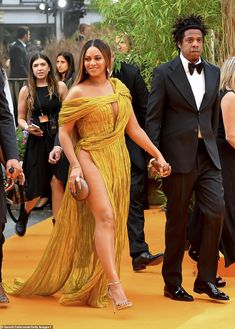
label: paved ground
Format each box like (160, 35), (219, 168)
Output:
(5, 204), (52, 238)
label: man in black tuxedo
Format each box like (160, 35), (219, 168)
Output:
(9, 26), (30, 79)
(0, 65), (23, 304)
(113, 44), (163, 271)
(146, 15), (229, 301)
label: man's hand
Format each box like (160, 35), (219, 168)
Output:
(48, 146), (62, 164)
(148, 158), (172, 178)
(6, 159), (24, 181)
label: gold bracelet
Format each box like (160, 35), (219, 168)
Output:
(148, 158), (156, 170)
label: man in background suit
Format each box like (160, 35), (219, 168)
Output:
(146, 15), (229, 301)
(0, 64), (23, 304)
(9, 26), (30, 79)
(113, 36), (163, 271)
(9, 26), (30, 123)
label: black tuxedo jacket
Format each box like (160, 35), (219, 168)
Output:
(9, 40), (28, 78)
(0, 67), (18, 221)
(146, 56), (221, 173)
(113, 62), (148, 170)
(0, 68), (18, 162)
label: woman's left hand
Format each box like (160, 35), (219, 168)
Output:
(69, 165), (83, 194)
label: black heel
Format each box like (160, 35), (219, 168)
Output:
(15, 205), (30, 237)
(52, 218), (56, 226)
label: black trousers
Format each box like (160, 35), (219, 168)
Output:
(0, 223), (5, 282)
(0, 172), (7, 283)
(187, 200), (203, 252)
(162, 140), (224, 287)
(127, 162), (149, 257)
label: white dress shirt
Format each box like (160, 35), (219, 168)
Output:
(180, 53), (205, 137)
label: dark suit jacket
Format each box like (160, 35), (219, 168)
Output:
(113, 62), (149, 170)
(9, 40), (28, 78)
(146, 56), (221, 173)
(0, 67), (18, 164)
(0, 67), (18, 220)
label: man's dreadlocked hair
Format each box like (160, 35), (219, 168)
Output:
(172, 14), (208, 51)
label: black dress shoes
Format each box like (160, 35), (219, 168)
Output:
(15, 208), (30, 237)
(132, 251), (164, 271)
(164, 285), (194, 302)
(193, 278), (229, 301)
(188, 249), (226, 288)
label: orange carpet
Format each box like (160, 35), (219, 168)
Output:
(1, 208), (235, 329)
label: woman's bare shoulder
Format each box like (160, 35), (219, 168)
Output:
(19, 85), (29, 98)
(222, 90), (235, 106)
(65, 82), (89, 100)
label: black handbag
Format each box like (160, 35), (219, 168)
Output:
(5, 179), (29, 205)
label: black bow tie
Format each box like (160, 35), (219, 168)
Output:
(188, 62), (204, 75)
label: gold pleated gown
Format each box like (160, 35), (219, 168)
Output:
(4, 78), (132, 308)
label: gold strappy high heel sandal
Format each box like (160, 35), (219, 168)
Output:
(107, 281), (132, 313)
(0, 282), (9, 306)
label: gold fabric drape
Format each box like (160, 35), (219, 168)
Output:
(4, 78), (132, 308)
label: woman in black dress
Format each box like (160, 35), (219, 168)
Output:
(16, 53), (67, 236)
(49, 52), (76, 193)
(217, 56), (235, 267)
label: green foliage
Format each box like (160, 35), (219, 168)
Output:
(16, 128), (28, 161)
(96, 0), (221, 86)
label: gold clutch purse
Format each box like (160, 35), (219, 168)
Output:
(70, 176), (89, 201)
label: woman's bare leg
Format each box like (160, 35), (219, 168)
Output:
(25, 197), (40, 214)
(34, 197), (48, 208)
(50, 175), (65, 221)
(78, 151), (129, 304)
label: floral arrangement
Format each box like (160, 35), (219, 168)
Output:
(16, 127), (28, 160)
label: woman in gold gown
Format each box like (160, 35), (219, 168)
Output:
(5, 39), (171, 310)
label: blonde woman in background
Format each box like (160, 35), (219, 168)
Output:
(216, 56), (235, 266)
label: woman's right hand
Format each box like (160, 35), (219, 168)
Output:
(148, 156), (172, 178)
(26, 125), (43, 137)
(69, 165), (83, 194)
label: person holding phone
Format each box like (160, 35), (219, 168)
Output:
(16, 53), (67, 237)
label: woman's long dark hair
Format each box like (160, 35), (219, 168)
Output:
(27, 53), (59, 112)
(56, 51), (75, 83)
